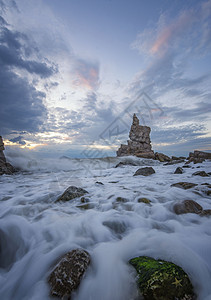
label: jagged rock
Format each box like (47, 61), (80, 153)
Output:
(171, 182), (197, 190)
(186, 150), (211, 164)
(116, 114), (155, 159)
(129, 256), (195, 300)
(155, 152), (171, 162)
(200, 209), (211, 217)
(192, 171), (209, 177)
(138, 197), (151, 204)
(174, 200), (203, 215)
(164, 159), (185, 165)
(56, 186), (88, 202)
(48, 249), (90, 299)
(134, 167), (155, 176)
(0, 136), (16, 175)
(174, 167), (183, 174)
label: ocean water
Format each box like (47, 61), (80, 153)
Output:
(0, 155), (211, 300)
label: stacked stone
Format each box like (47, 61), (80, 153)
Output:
(116, 114), (155, 159)
(0, 136), (15, 175)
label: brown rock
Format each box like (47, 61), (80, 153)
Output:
(155, 152), (171, 162)
(174, 167), (183, 174)
(134, 167), (155, 176)
(200, 209), (211, 217)
(48, 249), (91, 299)
(116, 114), (154, 158)
(171, 182), (197, 189)
(174, 200), (203, 215)
(192, 171), (209, 177)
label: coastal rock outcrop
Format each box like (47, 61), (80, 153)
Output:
(48, 249), (91, 299)
(129, 256), (195, 300)
(186, 150), (211, 164)
(0, 136), (15, 175)
(116, 114), (155, 159)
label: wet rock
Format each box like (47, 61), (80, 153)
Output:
(134, 167), (155, 176)
(174, 167), (183, 174)
(200, 209), (211, 217)
(0, 136), (16, 175)
(174, 200), (203, 215)
(76, 203), (95, 210)
(103, 220), (127, 236)
(116, 114), (155, 159)
(183, 165), (191, 168)
(95, 181), (104, 185)
(164, 159), (185, 165)
(56, 186), (88, 202)
(48, 249), (91, 299)
(192, 171), (209, 177)
(80, 197), (89, 203)
(138, 197), (151, 204)
(171, 182), (197, 190)
(115, 161), (137, 168)
(116, 196), (128, 203)
(155, 152), (171, 162)
(129, 256), (195, 300)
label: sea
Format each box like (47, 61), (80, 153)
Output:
(0, 154), (211, 300)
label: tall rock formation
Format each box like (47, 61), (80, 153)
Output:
(0, 136), (15, 175)
(116, 114), (155, 159)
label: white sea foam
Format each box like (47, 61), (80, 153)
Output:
(0, 156), (211, 300)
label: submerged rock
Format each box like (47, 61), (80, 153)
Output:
(138, 197), (151, 204)
(192, 171), (209, 177)
(174, 167), (183, 174)
(174, 200), (203, 215)
(56, 186), (88, 202)
(134, 167), (155, 176)
(115, 161), (138, 168)
(48, 249), (90, 299)
(129, 256), (195, 300)
(116, 196), (128, 203)
(171, 182), (197, 190)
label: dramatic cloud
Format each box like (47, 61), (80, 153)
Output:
(0, 15), (57, 135)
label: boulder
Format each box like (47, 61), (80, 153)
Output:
(192, 171), (209, 177)
(171, 182), (197, 190)
(155, 152), (171, 162)
(129, 256), (195, 300)
(134, 167), (155, 176)
(56, 186), (88, 202)
(174, 167), (183, 174)
(0, 136), (16, 175)
(116, 196), (128, 203)
(116, 114), (155, 159)
(48, 249), (90, 299)
(174, 200), (203, 215)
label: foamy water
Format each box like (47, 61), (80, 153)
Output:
(0, 155), (211, 300)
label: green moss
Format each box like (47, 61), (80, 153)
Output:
(129, 256), (195, 300)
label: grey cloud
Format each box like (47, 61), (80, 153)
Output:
(9, 136), (26, 145)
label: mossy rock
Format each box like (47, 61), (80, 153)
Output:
(138, 197), (151, 205)
(129, 256), (195, 300)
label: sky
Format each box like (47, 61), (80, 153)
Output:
(0, 0), (211, 158)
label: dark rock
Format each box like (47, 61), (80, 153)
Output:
(95, 181), (104, 185)
(134, 167), (155, 176)
(56, 186), (88, 202)
(76, 203), (95, 210)
(80, 197), (89, 203)
(0, 136), (16, 175)
(129, 256), (196, 300)
(116, 114), (155, 159)
(183, 165), (191, 168)
(174, 200), (203, 215)
(174, 167), (183, 174)
(138, 197), (151, 204)
(172, 156), (181, 160)
(192, 171), (209, 177)
(155, 152), (171, 162)
(171, 182), (197, 189)
(115, 161), (137, 168)
(186, 150), (211, 165)
(200, 209), (211, 217)
(164, 159), (185, 165)
(48, 249), (90, 299)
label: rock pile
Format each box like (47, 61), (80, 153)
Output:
(0, 136), (15, 175)
(186, 150), (211, 164)
(116, 114), (155, 159)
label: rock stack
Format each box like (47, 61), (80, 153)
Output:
(116, 114), (155, 159)
(0, 136), (15, 175)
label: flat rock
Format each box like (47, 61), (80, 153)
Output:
(174, 200), (203, 215)
(56, 186), (88, 202)
(174, 167), (183, 174)
(192, 171), (209, 177)
(171, 182), (197, 190)
(129, 256), (195, 300)
(134, 167), (155, 176)
(48, 249), (90, 299)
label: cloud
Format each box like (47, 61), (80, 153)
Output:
(9, 135), (26, 145)
(73, 58), (100, 90)
(0, 16), (57, 135)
